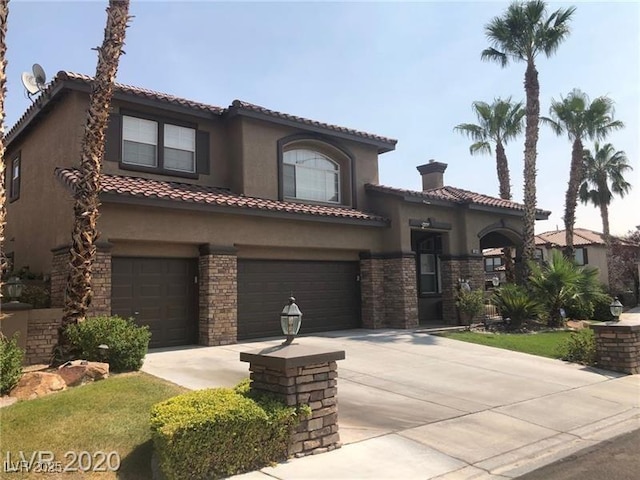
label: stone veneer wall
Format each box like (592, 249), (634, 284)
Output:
(2, 308), (64, 365)
(360, 254), (418, 329)
(591, 322), (640, 374)
(50, 243), (111, 317)
(198, 246), (237, 346)
(248, 361), (340, 457)
(440, 255), (484, 324)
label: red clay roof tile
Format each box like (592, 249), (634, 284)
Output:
(55, 168), (388, 224)
(365, 184), (551, 217)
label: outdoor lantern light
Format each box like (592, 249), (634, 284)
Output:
(609, 297), (623, 321)
(5, 276), (24, 302)
(491, 276), (500, 288)
(280, 296), (302, 345)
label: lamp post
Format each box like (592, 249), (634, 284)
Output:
(5, 277), (24, 303)
(280, 297), (302, 346)
(609, 297), (623, 322)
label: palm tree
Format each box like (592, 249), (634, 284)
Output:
(482, 0), (575, 279)
(541, 89), (624, 258)
(455, 97), (524, 200)
(580, 142), (632, 286)
(0, 1), (9, 287)
(61, 0), (130, 337)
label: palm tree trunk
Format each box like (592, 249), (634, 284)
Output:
(61, 0), (130, 335)
(521, 59), (540, 282)
(0, 1), (9, 286)
(599, 201), (612, 289)
(563, 138), (584, 259)
(495, 140), (511, 200)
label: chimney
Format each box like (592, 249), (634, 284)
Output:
(417, 160), (447, 191)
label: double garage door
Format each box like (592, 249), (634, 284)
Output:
(112, 257), (360, 347)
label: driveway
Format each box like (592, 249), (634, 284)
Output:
(142, 330), (639, 479)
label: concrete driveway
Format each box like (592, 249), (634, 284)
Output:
(142, 330), (640, 479)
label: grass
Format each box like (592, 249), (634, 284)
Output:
(0, 372), (186, 479)
(438, 331), (575, 359)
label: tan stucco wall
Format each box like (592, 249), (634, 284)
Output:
(5, 92), (86, 274)
(540, 245), (609, 286)
(99, 203), (386, 258)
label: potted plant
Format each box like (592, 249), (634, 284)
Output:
(456, 289), (485, 325)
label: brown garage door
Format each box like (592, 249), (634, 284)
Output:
(111, 257), (198, 348)
(238, 260), (360, 340)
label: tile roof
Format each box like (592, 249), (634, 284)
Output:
(7, 71), (397, 149)
(365, 184), (551, 217)
(54, 168), (388, 224)
(230, 100), (397, 146)
(535, 228), (607, 247)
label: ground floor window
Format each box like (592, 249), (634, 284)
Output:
(417, 234), (442, 295)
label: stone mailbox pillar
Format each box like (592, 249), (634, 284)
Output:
(591, 319), (640, 374)
(240, 345), (345, 457)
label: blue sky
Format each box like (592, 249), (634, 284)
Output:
(5, 0), (638, 235)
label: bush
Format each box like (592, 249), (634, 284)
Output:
(559, 328), (596, 365)
(491, 284), (541, 329)
(592, 292), (614, 321)
(1, 334), (24, 395)
(564, 297), (594, 321)
(456, 289), (485, 322)
(150, 383), (303, 480)
(65, 316), (151, 372)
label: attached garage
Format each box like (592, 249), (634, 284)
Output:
(111, 257), (198, 348)
(237, 259), (361, 340)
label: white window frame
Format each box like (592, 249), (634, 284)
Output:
(283, 149), (340, 204)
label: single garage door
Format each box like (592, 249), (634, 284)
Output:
(111, 257), (198, 348)
(238, 260), (360, 339)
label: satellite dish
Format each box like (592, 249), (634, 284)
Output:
(21, 71), (39, 95)
(32, 63), (46, 87)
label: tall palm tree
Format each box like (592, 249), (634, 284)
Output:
(455, 97), (524, 200)
(541, 89), (624, 258)
(482, 0), (575, 279)
(61, 0), (130, 335)
(580, 142), (632, 286)
(0, 1), (8, 287)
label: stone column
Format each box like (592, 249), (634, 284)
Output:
(383, 254), (418, 329)
(440, 255), (484, 325)
(198, 244), (237, 346)
(50, 242), (111, 317)
(591, 320), (640, 374)
(359, 254), (385, 329)
(240, 346), (345, 457)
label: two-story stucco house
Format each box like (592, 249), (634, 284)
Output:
(5, 71), (550, 347)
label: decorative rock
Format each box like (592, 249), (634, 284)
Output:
(57, 360), (109, 386)
(0, 396), (18, 408)
(9, 372), (66, 400)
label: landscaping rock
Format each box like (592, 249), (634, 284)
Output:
(0, 396), (18, 408)
(9, 372), (66, 400)
(57, 360), (109, 386)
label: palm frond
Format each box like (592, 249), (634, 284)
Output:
(454, 123), (486, 143)
(469, 141), (492, 156)
(481, 47), (509, 67)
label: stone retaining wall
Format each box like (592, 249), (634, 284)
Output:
(1, 307), (63, 365)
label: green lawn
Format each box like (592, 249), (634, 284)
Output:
(0, 372), (186, 479)
(438, 331), (574, 359)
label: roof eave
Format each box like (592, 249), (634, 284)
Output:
(226, 105), (397, 154)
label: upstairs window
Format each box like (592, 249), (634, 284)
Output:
(121, 115), (196, 174)
(283, 149), (339, 203)
(9, 155), (20, 201)
(574, 247), (587, 266)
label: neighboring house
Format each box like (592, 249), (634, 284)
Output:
(534, 228), (629, 287)
(5, 71), (550, 347)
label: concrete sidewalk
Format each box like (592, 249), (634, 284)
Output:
(142, 323), (639, 479)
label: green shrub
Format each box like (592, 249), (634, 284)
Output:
(0, 334), (24, 395)
(564, 297), (594, 321)
(456, 289), (485, 322)
(592, 293), (614, 321)
(150, 383), (302, 480)
(559, 329), (596, 365)
(491, 284), (541, 328)
(65, 316), (151, 372)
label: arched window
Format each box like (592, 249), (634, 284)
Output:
(283, 149), (340, 203)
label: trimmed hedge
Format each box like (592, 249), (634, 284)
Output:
(150, 384), (303, 479)
(65, 316), (151, 372)
(0, 334), (24, 395)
